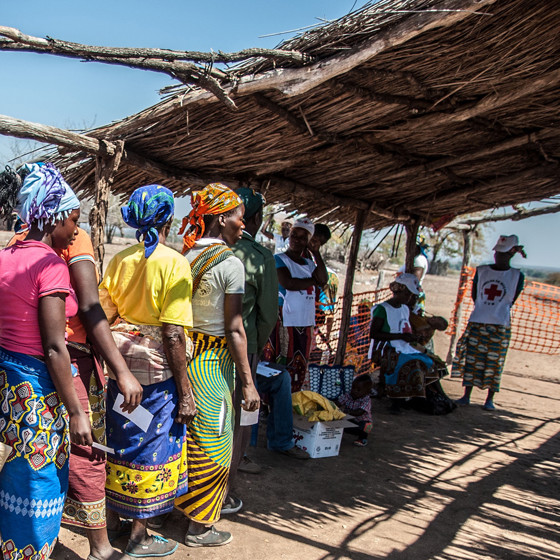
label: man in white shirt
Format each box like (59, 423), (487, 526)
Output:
(262, 216), (292, 253)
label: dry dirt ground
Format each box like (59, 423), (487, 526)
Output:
(2, 234), (557, 560)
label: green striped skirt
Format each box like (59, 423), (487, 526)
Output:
(174, 332), (234, 524)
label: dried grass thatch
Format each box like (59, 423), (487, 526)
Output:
(52, 0), (560, 229)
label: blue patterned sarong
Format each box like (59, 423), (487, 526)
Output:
(105, 377), (188, 519)
(0, 346), (70, 560)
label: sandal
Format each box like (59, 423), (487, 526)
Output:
(221, 495), (243, 515)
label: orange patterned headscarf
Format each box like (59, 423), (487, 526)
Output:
(179, 183), (243, 253)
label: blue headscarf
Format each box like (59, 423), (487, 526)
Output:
(121, 185), (175, 258)
(16, 163), (80, 228)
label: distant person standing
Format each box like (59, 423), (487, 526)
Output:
(398, 238), (429, 313)
(262, 215), (292, 253)
(452, 235), (526, 410)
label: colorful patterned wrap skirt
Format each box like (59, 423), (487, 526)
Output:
(105, 376), (188, 519)
(262, 320), (312, 393)
(0, 346), (69, 560)
(371, 341), (439, 399)
(452, 322), (511, 392)
(174, 332), (234, 524)
(62, 344), (107, 529)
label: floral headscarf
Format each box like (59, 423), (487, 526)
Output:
(179, 183), (242, 253)
(16, 163), (80, 228)
(121, 185), (175, 258)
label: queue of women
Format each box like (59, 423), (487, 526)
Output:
(0, 162), (526, 560)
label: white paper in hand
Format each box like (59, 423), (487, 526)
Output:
(112, 393), (153, 432)
(256, 361), (284, 378)
(92, 442), (115, 454)
(218, 397), (227, 436)
(240, 407), (259, 426)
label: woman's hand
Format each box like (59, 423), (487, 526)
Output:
(125, 338), (165, 371)
(308, 236), (322, 253)
(241, 384), (261, 412)
(175, 392), (197, 424)
(116, 372), (144, 413)
(69, 411), (93, 446)
(400, 332), (418, 343)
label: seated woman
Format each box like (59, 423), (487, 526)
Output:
(368, 274), (439, 411)
(99, 185), (196, 558)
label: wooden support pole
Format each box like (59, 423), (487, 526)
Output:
(89, 140), (124, 276)
(404, 219), (420, 273)
(446, 227), (475, 364)
(334, 208), (367, 366)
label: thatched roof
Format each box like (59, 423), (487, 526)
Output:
(53, 0), (560, 230)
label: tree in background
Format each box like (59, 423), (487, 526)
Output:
(422, 218), (492, 274)
(80, 194), (124, 243)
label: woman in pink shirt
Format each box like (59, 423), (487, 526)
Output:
(0, 164), (91, 560)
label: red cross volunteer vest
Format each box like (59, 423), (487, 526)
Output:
(468, 265), (521, 327)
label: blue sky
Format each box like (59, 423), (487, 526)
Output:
(1, 1), (558, 267)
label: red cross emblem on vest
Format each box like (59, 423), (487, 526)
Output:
(484, 283), (503, 301)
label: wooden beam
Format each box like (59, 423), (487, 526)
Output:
(334, 208), (367, 366)
(0, 27), (242, 110)
(459, 202), (560, 225)
(0, 113), (211, 186)
(90, 141), (124, 276)
(381, 128), (558, 183)
(0, 27), (307, 64)
(332, 80), (440, 112)
(0, 111), (408, 224)
(238, 0), (497, 98)
(0, 113), (114, 155)
(103, 0), (497, 137)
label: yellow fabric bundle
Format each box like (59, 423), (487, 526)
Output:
(292, 390), (345, 422)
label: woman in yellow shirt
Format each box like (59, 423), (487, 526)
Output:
(99, 185), (196, 558)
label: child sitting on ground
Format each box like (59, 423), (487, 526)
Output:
(337, 374), (373, 447)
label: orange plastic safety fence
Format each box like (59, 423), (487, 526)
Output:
(446, 267), (560, 355)
(310, 288), (392, 372)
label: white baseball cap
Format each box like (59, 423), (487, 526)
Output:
(292, 217), (315, 238)
(493, 234), (520, 253)
(394, 273), (420, 295)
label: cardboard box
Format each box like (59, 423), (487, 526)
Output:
(292, 414), (354, 459)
